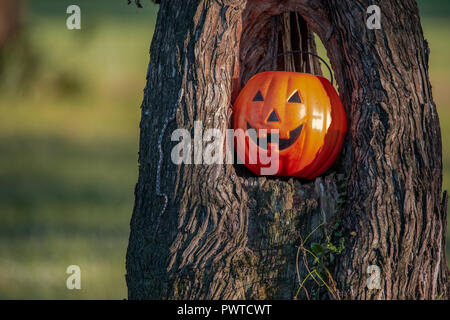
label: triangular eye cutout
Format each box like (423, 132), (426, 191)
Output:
(253, 91), (264, 102)
(288, 91), (302, 103)
(267, 110), (280, 122)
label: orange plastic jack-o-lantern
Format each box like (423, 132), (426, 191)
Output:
(233, 71), (347, 179)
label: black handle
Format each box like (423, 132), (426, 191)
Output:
(254, 50), (334, 86)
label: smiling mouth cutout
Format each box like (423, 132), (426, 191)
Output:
(246, 122), (304, 150)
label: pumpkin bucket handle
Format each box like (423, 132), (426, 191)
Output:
(255, 50), (334, 86)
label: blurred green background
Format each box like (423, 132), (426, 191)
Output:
(0, 0), (448, 299)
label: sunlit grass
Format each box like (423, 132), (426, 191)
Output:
(423, 19), (450, 249)
(0, 17), (152, 299)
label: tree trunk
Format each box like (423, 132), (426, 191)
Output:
(0, 0), (21, 50)
(0, 0), (25, 83)
(126, 0), (449, 300)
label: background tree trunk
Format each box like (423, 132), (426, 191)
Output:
(126, 0), (449, 299)
(0, 0), (21, 50)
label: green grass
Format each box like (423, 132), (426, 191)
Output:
(0, 3), (449, 299)
(423, 18), (450, 252)
(0, 16), (153, 299)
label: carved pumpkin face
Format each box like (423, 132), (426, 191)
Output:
(233, 71), (347, 179)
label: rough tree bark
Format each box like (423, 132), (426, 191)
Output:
(126, 0), (449, 299)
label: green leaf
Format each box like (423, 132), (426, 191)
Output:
(339, 237), (345, 250)
(311, 243), (324, 255)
